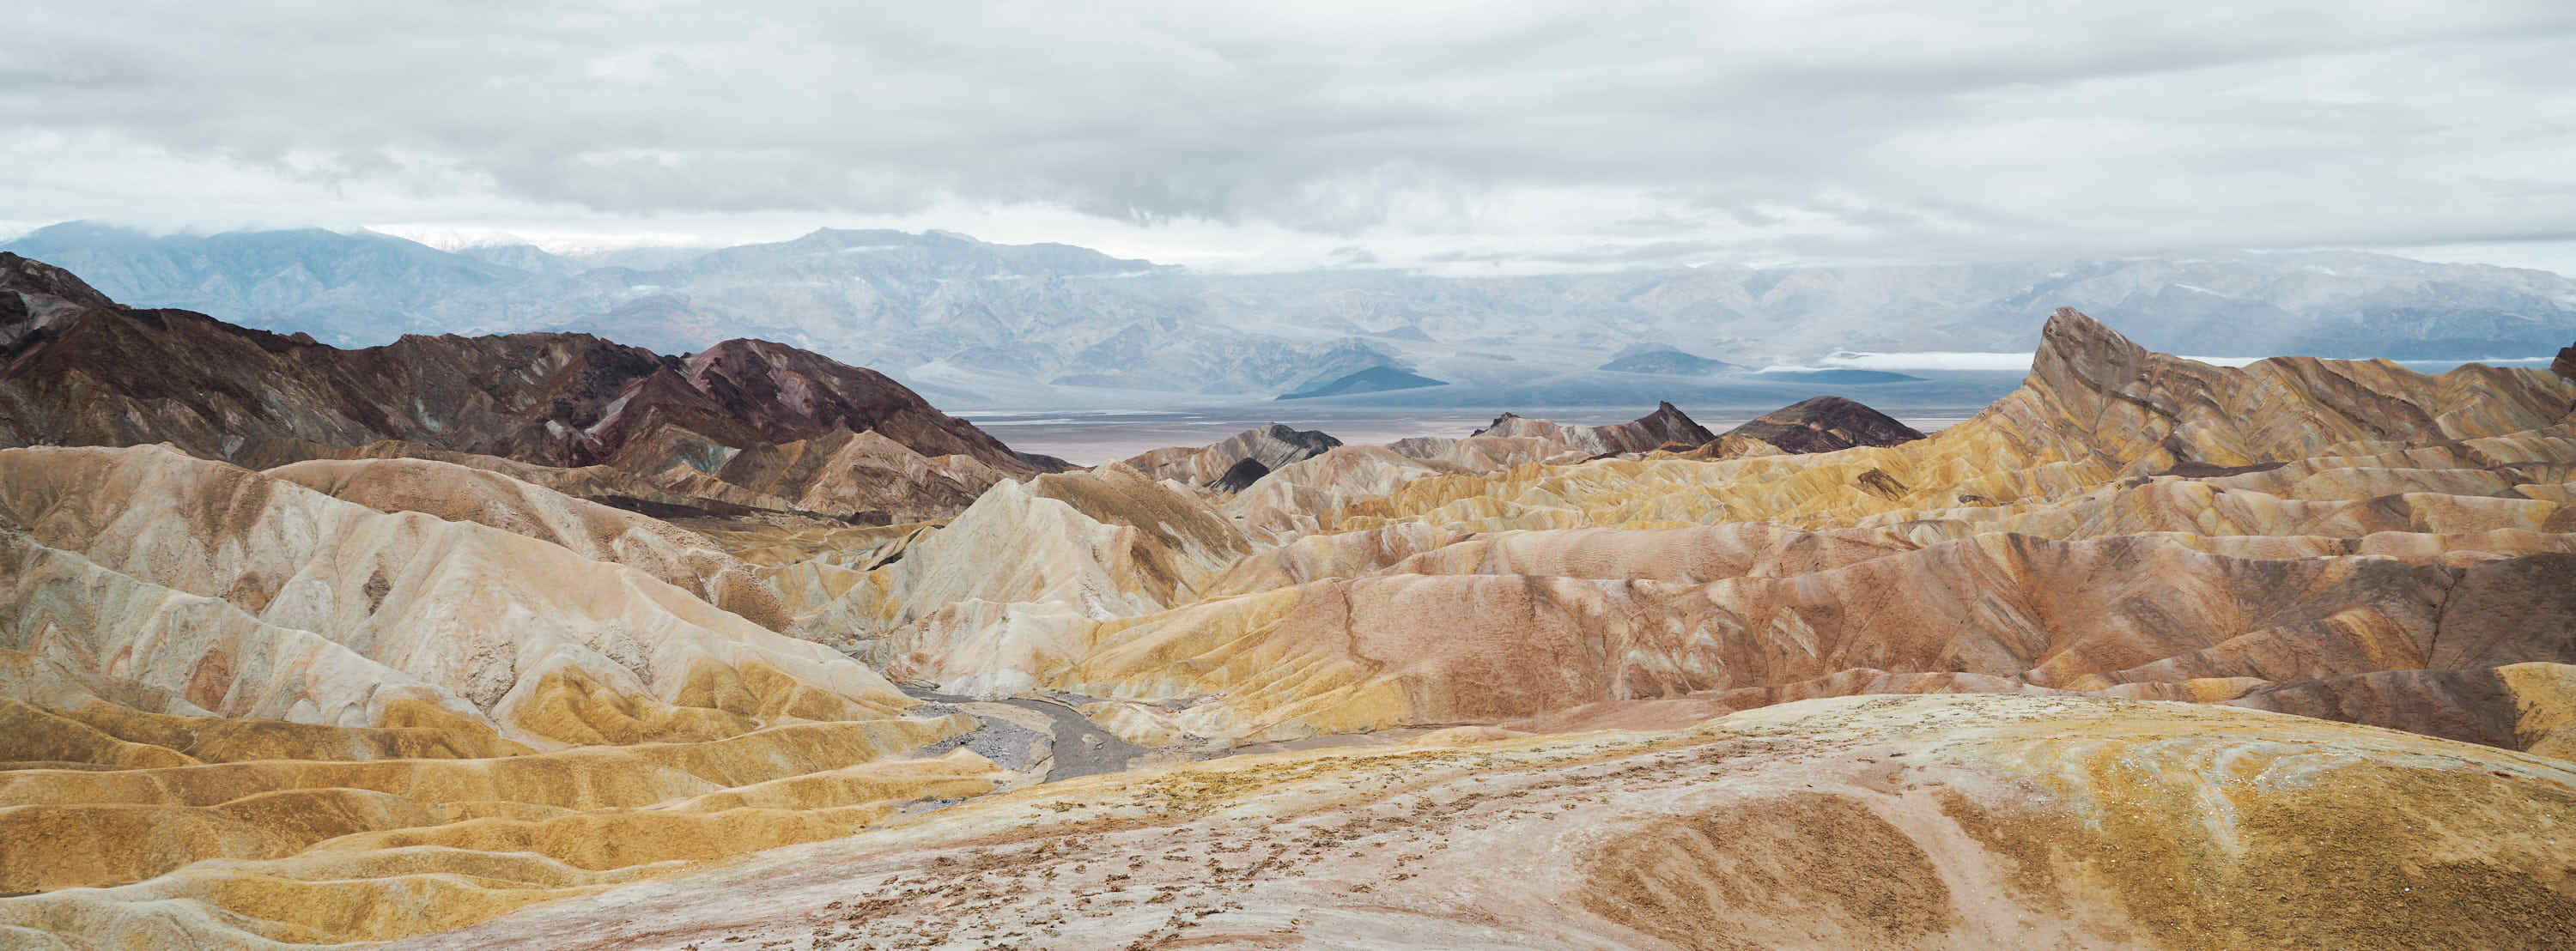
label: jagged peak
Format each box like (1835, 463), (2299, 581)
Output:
(1637, 400), (1693, 422)
(1630, 400), (1716, 445)
(2037, 307), (2142, 358)
(2554, 342), (2574, 382)
(1259, 422), (1341, 450)
(2032, 306), (2155, 389)
(1472, 411), (1528, 437)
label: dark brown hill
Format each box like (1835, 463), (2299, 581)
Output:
(0, 252), (1028, 518)
(1723, 395), (1926, 453)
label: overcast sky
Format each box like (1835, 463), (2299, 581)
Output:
(7, 2), (2575, 274)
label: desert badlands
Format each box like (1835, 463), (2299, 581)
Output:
(3, 250), (2575, 948)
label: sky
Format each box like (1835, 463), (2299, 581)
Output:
(7, 1), (2576, 275)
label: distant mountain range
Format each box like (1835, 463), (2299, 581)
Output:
(10, 221), (2573, 408)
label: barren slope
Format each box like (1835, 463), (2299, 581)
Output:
(0, 447), (1017, 945)
(383, 695), (2576, 951)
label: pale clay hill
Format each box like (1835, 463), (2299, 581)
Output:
(3, 245), (2576, 951)
(782, 309), (2576, 753)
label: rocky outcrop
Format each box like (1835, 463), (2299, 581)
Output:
(1387, 402), (1722, 471)
(2556, 342), (2576, 381)
(1117, 422), (1342, 489)
(0, 251), (117, 348)
(703, 428), (1011, 523)
(0, 251), (115, 308)
(1660, 432), (1789, 461)
(1224, 445), (1472, 543)
(1722, 395), (1925, 453)
(2007, 308), (2573, 473)
(586, 337), (1026, 476)
(1467, 401), (1716, 456)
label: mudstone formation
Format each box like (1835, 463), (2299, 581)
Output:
(3, 253), (2573, 948)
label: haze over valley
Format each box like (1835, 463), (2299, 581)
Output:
(9, 221), (2570, 423)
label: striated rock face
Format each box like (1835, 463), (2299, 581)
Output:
(1223, 445), (1473, 543)
(1340, 310), (2576, 534)
(821, 309), (2576, 753)
(774, 463), (1255, 689)
(1604, 399), (1719, 448)
(703, 428), (1012, 523)
(2222, 663), (2576, 760)
(1038, 536), (2576, 744)
(1659, 432), (1790, 461)
(1382, 401), (1722, 473)
(1465, 400), (1717, 457)
(368, 695), (2576, 950)
(586, 337), (1026, 476)
(0, 252), (117, 349)
(264, 456), (792, 630)
(1723, 394), (1926, 453)
(1118, 422), (1342, 490)
(0, 446), (915, 745)
(0, 254), (1029, 523)
(0, 445), (1005, 941)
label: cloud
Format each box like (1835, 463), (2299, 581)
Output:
(6, 2), (2576, 271)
